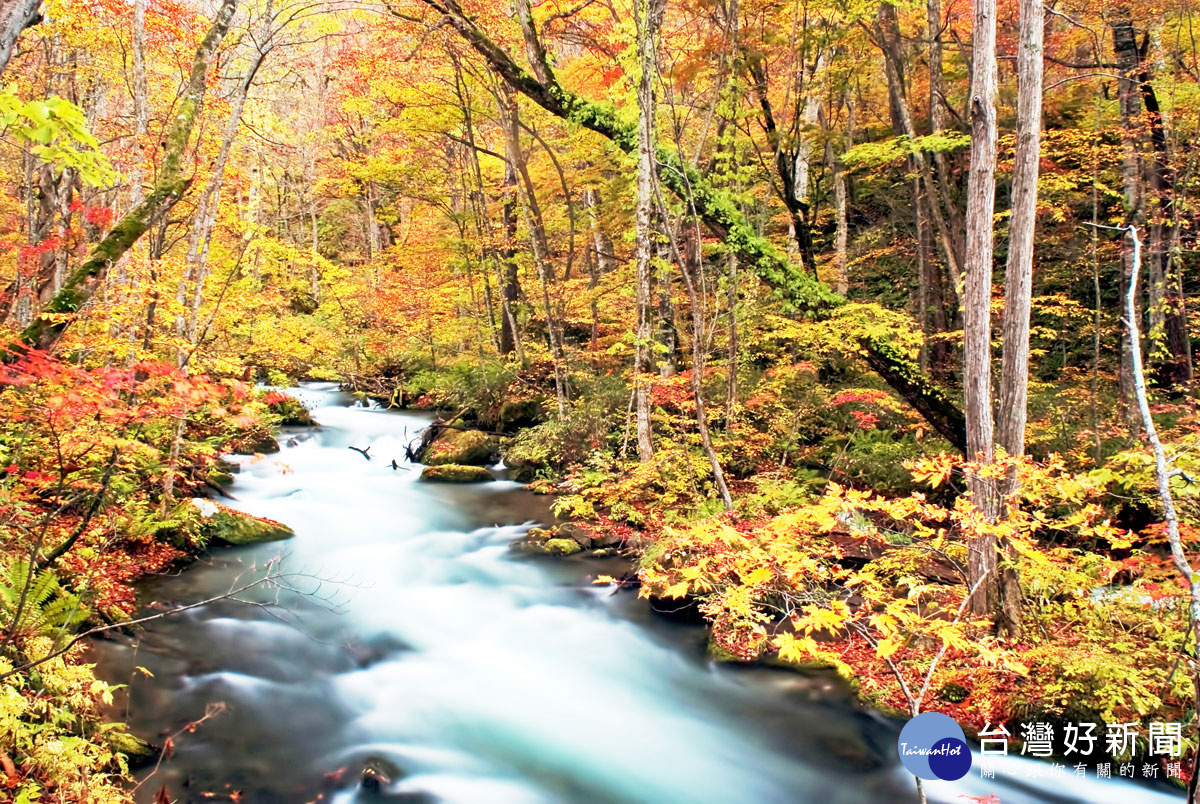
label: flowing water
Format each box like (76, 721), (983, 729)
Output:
(92, 384), (1184, 803)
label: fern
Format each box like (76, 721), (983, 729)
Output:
(0, 561), (88, 643)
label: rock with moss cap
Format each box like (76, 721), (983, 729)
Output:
(541, 538), (583, 556)
(191, 498), (294, 545)
(424, 429), (499, 466)
(268, 394), (316, 426)
(420, 464), (494, 483)
(232, 429), (279, 455)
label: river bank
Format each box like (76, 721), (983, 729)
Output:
(86, 384), (1186, 803)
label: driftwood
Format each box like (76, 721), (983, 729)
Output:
(348, 445), (371, 460)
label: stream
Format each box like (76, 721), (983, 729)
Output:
(91, 383), (1185, 803)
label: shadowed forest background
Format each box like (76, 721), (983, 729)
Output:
(2, 0), (1200, 800)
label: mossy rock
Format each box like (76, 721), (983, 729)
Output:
(191, 499), (294, 546)
(550, 522), (594, 548)
(268, 395), (316, 426)
(498, 398), (544, 429)
(233, 431), (279, 455)
(425, 429), (499, 466)
(207, 468), (235, 487)
(420, 464), (494, 483)
(107, 731), (154, 763)
(542, 538), (583, 556)
(706, 637), (745, 663)
(503, 454), (539, 483)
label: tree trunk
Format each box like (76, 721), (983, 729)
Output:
(877, 2), (964, 297)
(14, 0), (238, 354)
(0, 0), (40, 77)
(1112, 11), (1147, 432)
(500, 162), (525, 361)
(993, 0), (1043, 639)
(500, 89), (565, 413)
(179, 46), (267, 362)
(633, 0), (666, 462)
(963, 0), (1001, 615)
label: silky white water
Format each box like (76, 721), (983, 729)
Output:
(92, 384), (1183, 803)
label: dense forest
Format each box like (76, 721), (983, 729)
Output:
(1, 0), (1200, 800)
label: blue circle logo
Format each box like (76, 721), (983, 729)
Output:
(897, 712), (972, 780)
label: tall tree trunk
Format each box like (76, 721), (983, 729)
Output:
(656, 235), (677, 377)
(500, 162), (525, 361)
(993, 0), (1043, 639)
(584, 186), (612, 351)
(14, 0), (239, 354)
(178, 43), (268, 363)
(877, 2), (965, 297)
(822, 107), (849, 296)
(1112, 11), (1147, 431)
(501, 90), (565, 413)
(963, 0), (1001, 615)
(633, 0), (666, 462)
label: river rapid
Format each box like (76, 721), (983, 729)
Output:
(91, 383), (1184, 804)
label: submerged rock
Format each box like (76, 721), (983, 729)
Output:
(419, 464), (494, 483)
(191, 498), (295, 545)
(424, 429), (499, 466)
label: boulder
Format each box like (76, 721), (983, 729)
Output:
(207, 467), (235, 487)
(510, 527), (551, 555)
(268, 394), (316, 426)
(419, 464), (494, 483)
(591, 531), (623, 549)
(554, 522), (594, 548)
(105, 731), (156, 770)
(424, 429), (499, 466)
(233, 431), (279, 455)
(191, 499), (294, 546)
(498, 398), (544, 429)
(541, 538), (582, 556)
(502, 453), (539, 483)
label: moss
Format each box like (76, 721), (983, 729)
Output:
(233, 431), (279, 455)
(268, 395), (315, 426)
(420, 464), (494, 483)
(541, 538), (582, 556)
(498, 398), (544, 429)
(106, 731), (154, 763)
(192, 499), (294, 546)
(425, 429), (498, 466)
(706, 638), (743, 663)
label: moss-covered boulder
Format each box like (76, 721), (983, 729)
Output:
(425, 429), (499, 466)
(191, 499), (294, 546)
(420, 464), (494, 483)
(268, 394), (316, 426)
(207, 460), (236, 487)
(542, 538), (583, 556)
(498, 398), (544, 430)
(106, 731), (155, 767)
(232, 430), (279, 455)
